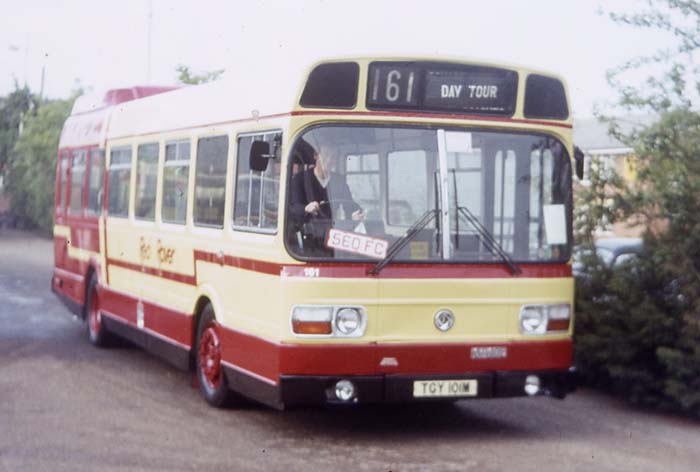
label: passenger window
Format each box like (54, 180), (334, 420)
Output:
(58, 154), (69, 212)
(494, 150), (516, 253)
(108, 146), (132, 218)
(162, 139), (190, 224)
(346, 154), (380, 220)
(233, 132), (281, 232)
(135, 143), (159, 221)
(194, 136), (228, 228)
(387, 150), (428, 225)
(69, 150), (86, 214)
(86, 149), (105, 216)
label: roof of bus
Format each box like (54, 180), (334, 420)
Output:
(61, 57), (570, 148)
(105, 63), (306, 141)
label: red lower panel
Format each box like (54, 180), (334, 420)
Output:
(52, 267), (84, 305)
(218, 327), (281, 384)
(100, 287), (192, 348)
(93, 288), (572, 383)
(278, 339), (573, 376)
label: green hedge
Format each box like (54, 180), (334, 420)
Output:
(575, 238), (700, 417)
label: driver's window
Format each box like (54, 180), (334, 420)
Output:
(233, 131), (281, 232)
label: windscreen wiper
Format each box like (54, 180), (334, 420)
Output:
(368, 209), (438, 275)
(456, 205), (522, 275)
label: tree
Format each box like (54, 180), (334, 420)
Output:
(175, 65), (225, 85)
(5, 97), (74, 233)
(0, 84), (37, 174)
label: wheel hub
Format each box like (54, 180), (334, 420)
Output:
(199, 324), (222, 390)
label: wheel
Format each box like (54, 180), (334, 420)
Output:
(85, 276), (109, 346)
(195, 304), (233, 407)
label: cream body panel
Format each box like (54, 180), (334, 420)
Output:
(375, 277), (573, 342)
(277, 276), (573, 344)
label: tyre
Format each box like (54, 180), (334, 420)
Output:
(195, 304), (234, 407)
(85, 275), (110, 346)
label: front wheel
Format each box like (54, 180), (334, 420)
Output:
(195, 305), (234, 407)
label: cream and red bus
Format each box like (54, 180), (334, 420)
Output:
(53, 57), (578, 409)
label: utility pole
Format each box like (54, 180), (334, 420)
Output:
(40, 65), (45, 101)
(147, 0), (153, 83)
(24, 34), (29, 88)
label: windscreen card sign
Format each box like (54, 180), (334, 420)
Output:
(543, 204), (567, 245)
(445, 131), (473, 154)
(326, 228), (389, 259)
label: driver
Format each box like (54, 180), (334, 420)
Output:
(290, 144), (364, 248)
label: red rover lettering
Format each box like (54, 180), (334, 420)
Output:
(326, 228), (389, 259)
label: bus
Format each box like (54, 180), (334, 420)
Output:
(53, 57), (578, 409)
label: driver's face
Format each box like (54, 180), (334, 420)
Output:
(315, 147), (338, 175)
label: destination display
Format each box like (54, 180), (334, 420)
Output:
(367, 62), (518, 116)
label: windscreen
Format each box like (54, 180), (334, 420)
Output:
(285, 125), (571, 264)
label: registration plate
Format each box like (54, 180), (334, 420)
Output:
(413, 379), (478, 398)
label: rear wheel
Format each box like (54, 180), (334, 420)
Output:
(86, 276), (109, 346)
(196, 304), (233, 407)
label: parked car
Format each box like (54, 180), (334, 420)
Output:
(572, 237), (642, 276)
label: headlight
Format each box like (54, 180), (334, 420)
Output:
(519, 305), (547, 334)
(335, 308), (361, 335)
(291, 305), (367, 337)
(519, 304), (571, 335)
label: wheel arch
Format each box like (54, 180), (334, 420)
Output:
(189, 284), (224, 370)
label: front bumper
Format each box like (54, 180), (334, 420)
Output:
(279, 368), (577, 406)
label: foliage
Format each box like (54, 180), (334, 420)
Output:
(175, 65), (224, 85)
(575, 0), (700, 417)
(5, 97), (73, 233)
(573, 155), (624, 248)
(0, 84), (37, 173)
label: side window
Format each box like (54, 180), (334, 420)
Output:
(194, 136), (228, 227)
(233, 131), (281, 231)
(162, 139), (190, 224)
(69, 150), (86, 214)
(87, 149), (105, 216)
(135, 143), (159, 221)
(58, 154), (69, 212)
(387, 150), (427, 225)
(108, 146), (132, 218)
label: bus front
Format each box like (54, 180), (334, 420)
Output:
(278, 59), (575, 405)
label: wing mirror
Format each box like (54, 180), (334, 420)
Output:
(574, 146), (585, 180)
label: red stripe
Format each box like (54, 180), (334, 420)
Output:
(291, 110), (573, 129)
(282, 262), (571, 278)
(108, 250), (570, 284)
(107, 257), (197, 285)
(193, 250), (283, 276)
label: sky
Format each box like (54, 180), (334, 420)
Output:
(0, 0), (678, 118)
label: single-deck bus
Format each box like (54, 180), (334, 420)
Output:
(53, 57), (577, 408)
